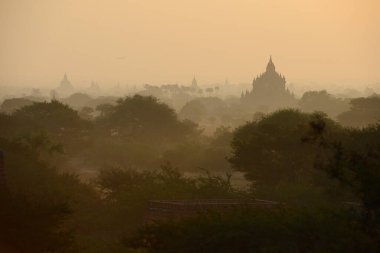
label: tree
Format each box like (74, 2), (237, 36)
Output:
(127, 208), (377, 253)
(337, 96), (380, 128)
(162, 126), (233, 172)
(79, 106), (94, 120)
(96, 164), (244, 234)
(179, 97), (226, 124)
(98, 95), (198, 142)
(229, 109), (342, 201)
(62, 92), (92, 109)
(180, 100), (206, 122)
(0, 98), (34, 114)
(95, 103), (114, 117)
(0, 137), (73, 252)
(13, 100), (85, 134)
(299, 90), (349, 118)
(306, 116), (380, 227)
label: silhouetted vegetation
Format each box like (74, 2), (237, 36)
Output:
(127, 208), (378, 253)
(229, 110), (348, 205)
(337, 96), (380, 127)
(299, 90), (349, 118)
(0, 137), (96, 252)
(1, 92), (380, 252)
(1, 0), (378, 250)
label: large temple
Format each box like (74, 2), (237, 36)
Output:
(241, 57), (296, 111)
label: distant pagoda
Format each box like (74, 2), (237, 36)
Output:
(242, 57), (296, 111)
(55, 73), (75, 97)
(87, 80), (101, 95)
(191, 76), (199, 89)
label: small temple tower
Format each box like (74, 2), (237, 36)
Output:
(191, 76), (199, 89)
(60, 73), (74, 89)
(55, 73), (75, 97)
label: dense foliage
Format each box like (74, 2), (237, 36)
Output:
(98, 95), (197, 142)
(337, 96), (380, 127)
(1, 94), (380, 252)
(0, 137), (88, 252)
(307, 116), (380, 226)
(229, 110), (347, 203)
(127, 208), (378, 253)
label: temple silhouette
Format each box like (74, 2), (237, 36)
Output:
(241, 57), (296, 111)
(191, 76), (199, 89)
(55, 73), (75, 97)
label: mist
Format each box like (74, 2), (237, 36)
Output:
(1, 0), (379, 89)
(1, 1), (380, 253)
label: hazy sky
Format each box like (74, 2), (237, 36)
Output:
(0, 0), (379, 88)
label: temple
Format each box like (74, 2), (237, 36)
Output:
(55, 73), (75, 97)
(241, 57), (296, 111)
(191, 76), (199, 89)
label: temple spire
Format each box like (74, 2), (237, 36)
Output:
(266, 56), (276, 73)
(191, 75), (198, 89)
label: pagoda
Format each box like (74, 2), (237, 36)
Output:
(242, 57), (296, 111)
(55, 73), (75, 97)
(191, 76), (199, 89)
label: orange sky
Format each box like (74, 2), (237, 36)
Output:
(0, 0), (379, 88)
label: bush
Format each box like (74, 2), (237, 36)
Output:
(126, 207), (379, 253)
(96, 164), (248, 235)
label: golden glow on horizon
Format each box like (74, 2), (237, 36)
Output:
(0, 0), (379, 86)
